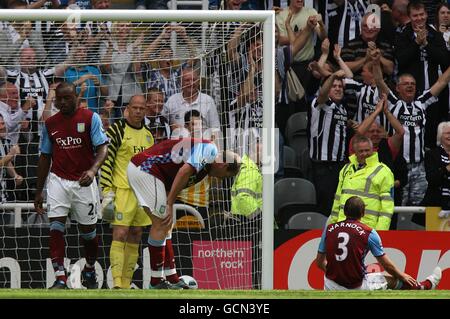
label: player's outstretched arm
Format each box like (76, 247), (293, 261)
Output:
(376, 254), (417, 287)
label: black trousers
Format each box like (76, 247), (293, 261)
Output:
(311, 161), (345, 216)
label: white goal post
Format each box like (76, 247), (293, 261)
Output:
(0, 9), (275, 290)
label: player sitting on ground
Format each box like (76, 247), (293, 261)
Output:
(316, 196), (442, 290)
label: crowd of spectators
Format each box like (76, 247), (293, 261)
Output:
(275, 0), (450, 229)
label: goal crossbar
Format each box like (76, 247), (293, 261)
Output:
(0, 9), (273, 23)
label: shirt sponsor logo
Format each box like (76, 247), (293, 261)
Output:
(399, 114), (423, 127)
(55, 136), (83, 148)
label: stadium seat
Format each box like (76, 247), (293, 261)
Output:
(274, 178), (317, 226)
(285, 112), (308, 140)
(283, 145), (303, 178)
(285, 212), (328, 230)
(396, 212), (425, 230)
(283, 145), (297, 167)
(285, 112), (308, 162)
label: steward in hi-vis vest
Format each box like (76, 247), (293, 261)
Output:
(329, 136), (394, 230)
(231, 154), (262, 219)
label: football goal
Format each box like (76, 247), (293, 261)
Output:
(0, 8), (275, 290)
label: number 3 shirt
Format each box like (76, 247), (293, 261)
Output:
(318, 219), (385, 289)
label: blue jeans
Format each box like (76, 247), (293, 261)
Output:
(402, 162), (428, 206)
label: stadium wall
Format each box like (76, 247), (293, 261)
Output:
(2, 224), (449, 289)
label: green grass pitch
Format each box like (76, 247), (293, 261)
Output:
(0, 289), (449, 299)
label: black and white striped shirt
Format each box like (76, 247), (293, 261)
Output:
(327, 0), (368, 47)
(228, 98), (262, 157)
(316, 0), (333, 33)
(389, 90), (438, 164)
(145, 115), (171, 140)
(7, 68), (55, 141)
(344, 79), (393, 134)
(309, 97), (348, 162)
(0, 137), (10, 203)
(437, 146), (450, 206)
(7, 68), (55, 110)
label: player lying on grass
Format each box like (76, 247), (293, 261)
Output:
(316, 196), (442, 290)
(127, 137), (241, 289)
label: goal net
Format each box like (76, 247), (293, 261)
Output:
(0, 9), (274, 290)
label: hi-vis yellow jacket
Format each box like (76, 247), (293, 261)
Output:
(329, 152), (394, 230)
(231, 154), (262, 218)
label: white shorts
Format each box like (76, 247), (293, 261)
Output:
(127, 162), (167, 218)
(324, 273), (388, 290)
(46, 172), (100, 225)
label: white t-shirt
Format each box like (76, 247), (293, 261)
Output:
(163, 91), (221, 131)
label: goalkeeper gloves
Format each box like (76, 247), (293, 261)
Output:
(101, 191), (115, 222)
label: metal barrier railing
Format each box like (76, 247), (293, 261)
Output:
(0, 203), (426, 228)
(0, 202), (203, 228)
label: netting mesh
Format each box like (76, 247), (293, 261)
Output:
(0, 16), (264, 289)
(0, 21), (256, 66)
